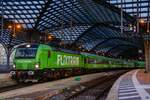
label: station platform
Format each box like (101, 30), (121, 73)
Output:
(0, 73), (16, 88)
(107, 69), (150, 100)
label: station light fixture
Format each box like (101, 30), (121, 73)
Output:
(139, 57), (142, 60)
(47, 35), (53, 41)
(8, 25), (12, 29)
(138, 50), (142, 53)
(139, 19), (145, 24)
(129, 24), (133, 31)
(16, 24), (21, 29)
(7, 23), (22, 37)
(133, 26), (136, 32)
(8, 23), (22, 30)
(139, 19), (148, 33)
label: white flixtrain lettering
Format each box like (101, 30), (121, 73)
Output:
(57, 55), (62, 65)
(57, 55), (79, 66)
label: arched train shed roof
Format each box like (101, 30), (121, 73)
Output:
(0, 0), (143, 57)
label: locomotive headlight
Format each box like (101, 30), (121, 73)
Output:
(13, 64), (16, 69)
(26, 44), (31, 48)
(35, 64), (39, 69)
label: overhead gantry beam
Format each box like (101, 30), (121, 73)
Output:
(48, 21), (122, 32)
(90, 37), (138, 51)
(105, 44), (139, 55)
(71, 22), (136, 47)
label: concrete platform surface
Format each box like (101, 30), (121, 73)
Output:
(106, 69), (150, 100)
(0, 73), (16, 88)
(0, 72), (113, 99)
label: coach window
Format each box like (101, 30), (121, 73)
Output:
(87, 58), (95, 64)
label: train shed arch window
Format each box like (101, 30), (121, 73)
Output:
(0, 44), (7, 65)
(0, 44), (15, 65)
(10, 50), (16, 65)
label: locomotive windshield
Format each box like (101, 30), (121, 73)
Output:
(15, 48), (37, 58)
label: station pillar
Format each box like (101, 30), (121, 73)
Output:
(144, 34), (150, 72)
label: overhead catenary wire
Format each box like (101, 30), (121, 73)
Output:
(60, 0), (65, 47)
(147, 0), (150, 33)
(1, 0), (4, 39)
(70, 0), (75, 48)
(61, 0), (64, 34)
(120, 0), (124, 34)
(136, 0), (139, 33)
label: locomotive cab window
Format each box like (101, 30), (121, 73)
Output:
(15, 48), (38, 58)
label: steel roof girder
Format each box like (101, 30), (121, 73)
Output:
(105, 44), (139, 55)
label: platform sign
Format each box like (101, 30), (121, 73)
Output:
(143, 34), (150, 40)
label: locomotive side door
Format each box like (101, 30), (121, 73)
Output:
(40, 50), (48, 68)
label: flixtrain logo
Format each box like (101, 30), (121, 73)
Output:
(57, 55), (79, 66)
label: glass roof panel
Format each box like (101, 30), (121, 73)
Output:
(107, 0), (150, 20)
(50, 25), (91, 44)
(0, 0), (141, 57)
(1, 0), (47, 28)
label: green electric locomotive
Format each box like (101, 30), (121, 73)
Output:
(10, 44), (144, 81)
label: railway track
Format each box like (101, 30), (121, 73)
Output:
(0, 70), (128, 100)
(49, 70), (127, 100)
(0, 82), (36, 93)
(67, 76), (117, 100)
